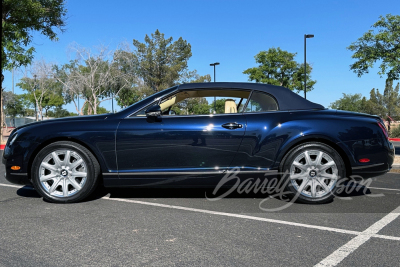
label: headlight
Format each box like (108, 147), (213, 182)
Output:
(9, 134), (18, 146)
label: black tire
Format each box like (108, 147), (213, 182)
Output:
(31, 141), (100, 203)
(280, 142), (346, 204)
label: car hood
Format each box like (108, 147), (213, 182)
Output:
(14, 114), (110, 131)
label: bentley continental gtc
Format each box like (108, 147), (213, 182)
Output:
(3, 82), (395, 203)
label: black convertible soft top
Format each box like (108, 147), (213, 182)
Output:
(177, 82), (324, 111)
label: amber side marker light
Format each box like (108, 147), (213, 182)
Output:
(359, 158), (370, 163)
(11, 166), (21, 170)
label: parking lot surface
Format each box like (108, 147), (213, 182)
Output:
(1, 152), (399, 266)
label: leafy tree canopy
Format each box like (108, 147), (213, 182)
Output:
(329, 81), (400, 123)
(1, 0), (67, 75)
(2, 91), (26, 118)
(347, 14), (400, 81)
(47, 106), (77, 118)
(133, 29), (192, 93)
(243, 47), (316, 93)
(329, 93), (365, 113)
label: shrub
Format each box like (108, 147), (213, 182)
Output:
(390, 125), (400, 138)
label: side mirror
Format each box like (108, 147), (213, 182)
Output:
(145, 105), (162, 122)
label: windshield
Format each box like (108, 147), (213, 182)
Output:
(117, 86), (178, 113)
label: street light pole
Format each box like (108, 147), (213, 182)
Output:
(304, 34), (314, 99)
(210, 62), (220, 113)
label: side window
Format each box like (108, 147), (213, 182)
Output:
(159, 89), (250, 116)
(132, 103), (154, 117)
(134, 107), (147, 116)
(244, 91), (278, 113)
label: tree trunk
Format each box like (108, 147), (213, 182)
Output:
(80, 100), (87, 115)
(1, 74), (4, 143)
(0, 87), (3, 144)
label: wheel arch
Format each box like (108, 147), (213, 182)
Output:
(27, 137), (105, 180)
(277, 136), (352, 177)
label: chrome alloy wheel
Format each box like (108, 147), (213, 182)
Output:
(39, 150), (87, 197)
(289, 150), (338, 198)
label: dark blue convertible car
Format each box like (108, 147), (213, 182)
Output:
(3, 82), (395, 203)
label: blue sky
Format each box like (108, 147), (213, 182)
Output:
(3, 0), (399, 112)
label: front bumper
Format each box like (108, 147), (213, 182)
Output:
(2, 156), (31, 185)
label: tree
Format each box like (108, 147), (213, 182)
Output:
(53, 60), (86, 115)
(132, 30), (192, 93)
(329, 81), (400, 133)
(1, 88), (5, 136)
(329, 93), (365, 112)
(82, 103), (110, 115)
(367, 88), (386, 118)
(383, 80), (400, 132)
(243, 48), (316, 93)
(54, 43), (132, 115)
(3, 91), (26, 125)
(17, 59), (57, 120)
(1, 0), (66, 141)
(41, 91), (64, 118)
(347, 14), (400, 81)
(181, 70), (211, 84)
(110, 48), (150, 109)
(47, 106), (77, 118)
(1, 0), (67, 80)
(115, 87), (145, 108)
(210, 99), (226, 114)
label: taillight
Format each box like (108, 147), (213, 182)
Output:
(377, 121), (389, 140)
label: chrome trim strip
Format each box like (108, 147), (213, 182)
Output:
(102, 170), (278, 176)
(351, 163), (385, 170)
(118, 171), (225, 175)
(11, 173), (28, 176)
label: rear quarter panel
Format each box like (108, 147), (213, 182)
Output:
(231, 109), (391, 173)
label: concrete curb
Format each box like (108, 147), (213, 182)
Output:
(392, 164), (400, 170)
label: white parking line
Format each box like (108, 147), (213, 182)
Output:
(102, 196), (400, 242)
(315, 205), (400, 267)
(101, 197), (359, 235)
(1, 182), (399, 265)
(0, 183), (34, 190)
(368, 187), (400, 192)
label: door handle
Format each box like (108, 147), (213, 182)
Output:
(222, 122), (243, 130)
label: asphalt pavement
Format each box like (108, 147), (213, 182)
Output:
(1, 151), (400, 267)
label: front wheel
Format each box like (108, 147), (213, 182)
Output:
(31, 141), (100, 203)
(280, 142), (346, 204)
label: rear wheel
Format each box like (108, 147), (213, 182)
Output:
(280, 142), (346, 204)
(31, 141), (100, 203)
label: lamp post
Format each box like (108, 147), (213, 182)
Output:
(304, 34), (314, 99)
(33, 74), (38, 121)
(210, 62), (220, 113)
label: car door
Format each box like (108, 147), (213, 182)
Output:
(115, 88), (249, 186)
(230, 91), (282, 171)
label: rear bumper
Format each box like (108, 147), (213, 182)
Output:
(351, 141), (395, 178)
(351, 163), (391, 178)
